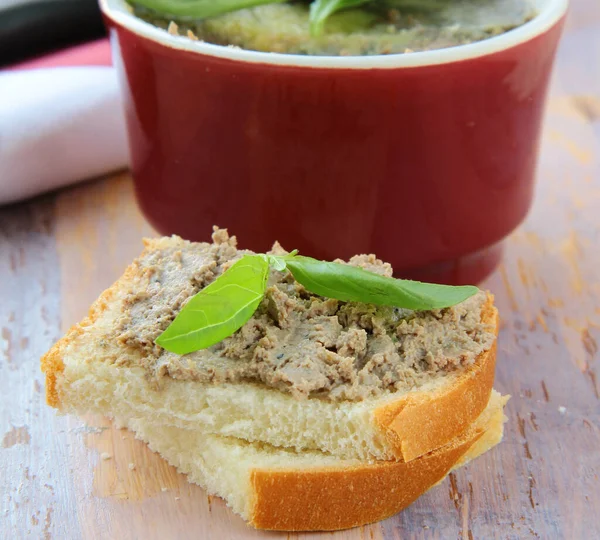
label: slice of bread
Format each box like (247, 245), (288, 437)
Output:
(122, 391), (507, 531)
(42, 235), (498, 462)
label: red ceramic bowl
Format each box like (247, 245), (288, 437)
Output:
(101, 0), (567, 284)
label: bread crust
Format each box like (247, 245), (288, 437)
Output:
(41, 238), (499, 463)
(249, 416), (486, 531)
(374, 295), (498, 462)
(40, 257), (142, 407)
(125, 392), (505, 532)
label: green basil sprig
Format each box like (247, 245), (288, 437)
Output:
(308, 0), (370, 36)
(283, 255), (477, 310)
(155, 252), (477, 355)
(155, 255), (269, 354)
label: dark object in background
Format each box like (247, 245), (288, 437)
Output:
(0, 0), (107, 67)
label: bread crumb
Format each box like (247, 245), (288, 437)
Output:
(558, 406), (567, 414)
(161, 487), (168, 492)
(167, 22), (179, 36)
(404, 48), (414, 54)
(101, 452), (111, 460)
(187, 30), (198, 41)
(128, 463), (136, 470)
(175, 497), (180, 500)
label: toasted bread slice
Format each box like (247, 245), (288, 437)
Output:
(122, 391), (507, 531)
(42, 235), (498, 462)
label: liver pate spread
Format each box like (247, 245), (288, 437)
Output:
(135, 0), (536, 56)
(113, 228), (495, 401)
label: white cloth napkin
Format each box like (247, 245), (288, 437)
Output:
(0, 67), (130, 205)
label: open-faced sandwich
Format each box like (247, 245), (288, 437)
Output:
(42, 227), (508, 531)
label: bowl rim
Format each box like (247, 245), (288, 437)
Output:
(100, 0), (568, 69)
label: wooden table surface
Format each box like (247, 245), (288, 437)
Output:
(2, 3), (600, 539)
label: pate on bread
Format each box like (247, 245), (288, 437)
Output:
(41, 228), (506, 531)
(42, 228), (498, 462)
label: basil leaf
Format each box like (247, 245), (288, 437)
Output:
(281, 255), (478, 310)
(309, 0), (370, 36)
(381, 0), (454, 11)
(267, 255), (287, 272)
(155, 254), (269, 354)
(130, 0), (284, 20)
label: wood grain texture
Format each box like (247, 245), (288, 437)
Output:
(2, 2), (600, 537)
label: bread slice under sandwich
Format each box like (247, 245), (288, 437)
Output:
(42, 231), (499, 462)
(122, 391), (507, 531)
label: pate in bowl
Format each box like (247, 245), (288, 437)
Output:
(101, 0), (568, 284)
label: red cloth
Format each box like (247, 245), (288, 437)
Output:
(6, 38), (112, 71)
